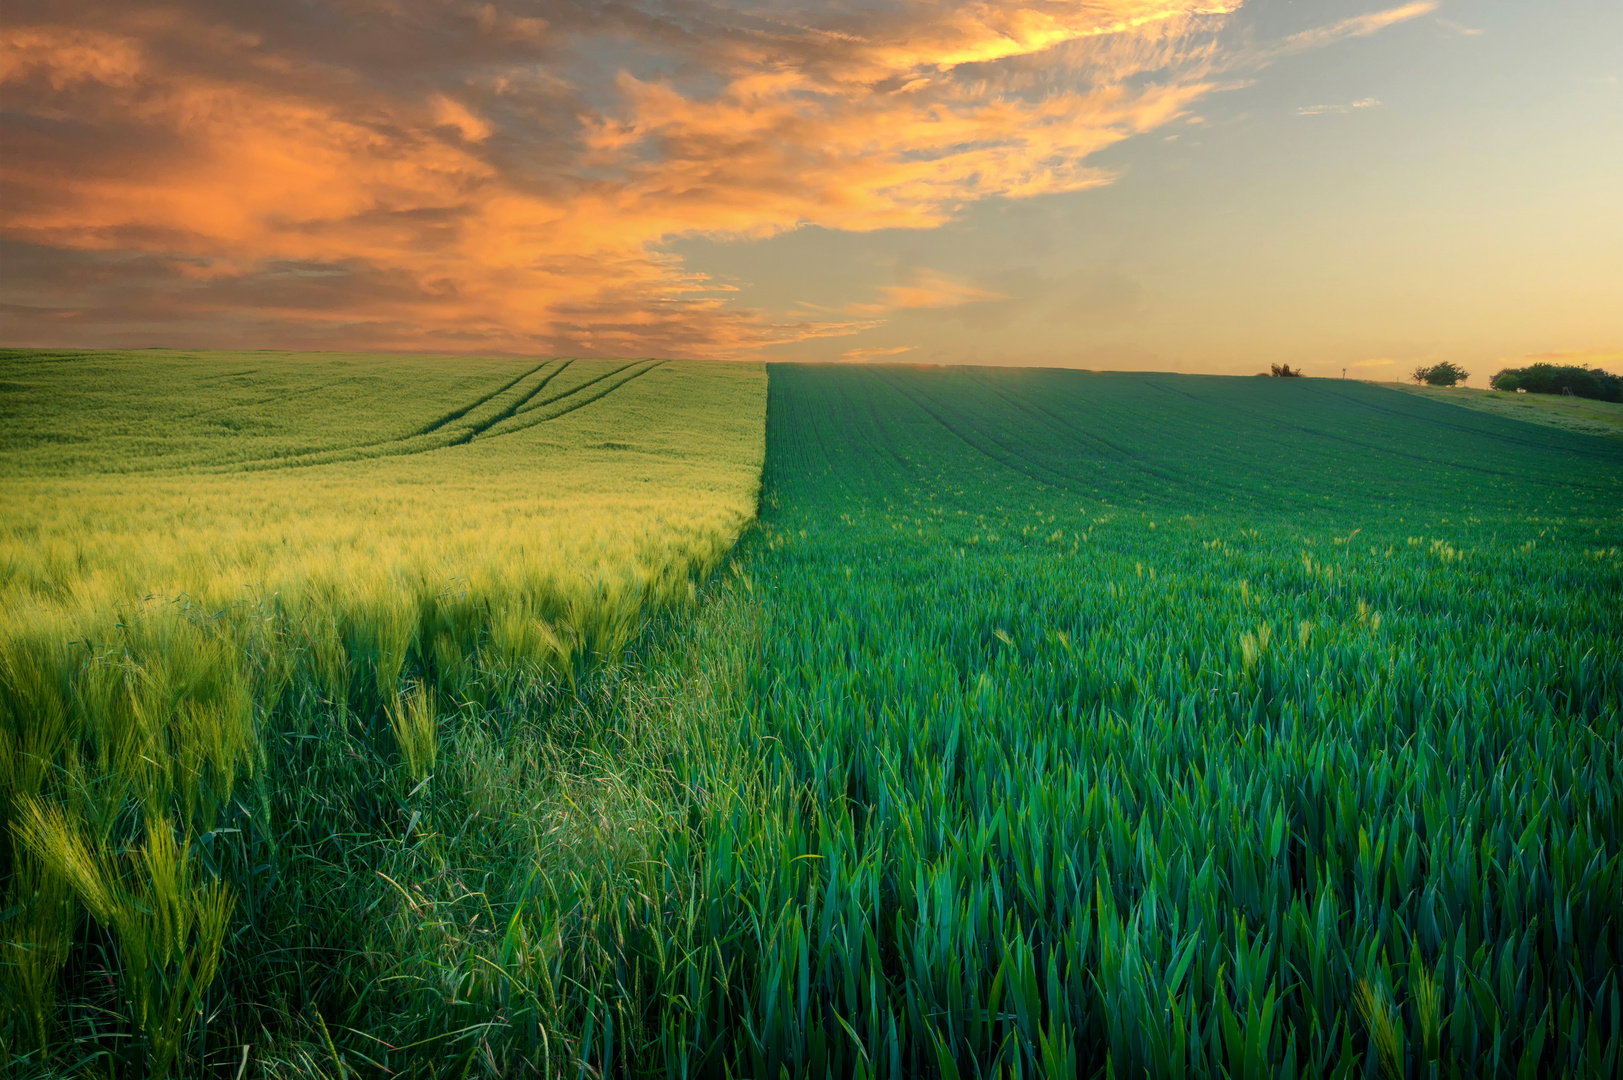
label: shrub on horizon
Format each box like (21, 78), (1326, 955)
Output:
(1412, 361), (1469, 387)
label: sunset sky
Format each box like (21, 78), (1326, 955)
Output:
(2, 0), (1618, 376)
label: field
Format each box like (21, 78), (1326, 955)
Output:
(0, 349), (766, 1076)
(700, 367), (1623, 1078)
(3, 357), (1622, 1078)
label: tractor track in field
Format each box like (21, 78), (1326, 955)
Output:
(1321, 382), (1623, 465)
(873, 371), (1074, 492)
(445, 358), (583, 443)
(884, 369), (1159, 494)
(179, 362), (572, 472)
(1152, 378), (1623, 497)
(172, 376), (377, 420)
(871, 369), (1118, 495)
(414, 359), (558, 435)
(843, 375), (923, 495)
(474, 360), (665, 439)
(104, 362), (566, 473)
(955, 372), (1197, 494)
(175, 359), (666, 475)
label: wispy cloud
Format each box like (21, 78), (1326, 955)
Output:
(845, 270), (1007, 317)
(840, 345), (915, 363)
(1435, 17), (1485, 37)
(1297, 97), (1381, 116)
(1278, 1), (1438, 54)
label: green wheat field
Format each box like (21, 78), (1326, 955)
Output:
(2, 351), (1621, 1079)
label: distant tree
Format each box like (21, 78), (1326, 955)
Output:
(1269, 363), (1304, 378)
(1490, 363), (1622, 402)
(1412, 362), (1469, 387)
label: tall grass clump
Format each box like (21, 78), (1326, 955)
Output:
(389, 683), (437, 783)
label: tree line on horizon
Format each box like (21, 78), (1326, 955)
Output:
(1489, 361), (1623, 402)
(1405, 359), (1622, 400)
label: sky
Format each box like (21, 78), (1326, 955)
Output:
(1, 0), (1618, 377)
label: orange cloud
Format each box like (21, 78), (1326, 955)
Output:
(844, 270), (1007, 317)
(0, 2), (1413, 357)
(841, 345), (916, 363)
(430, 94), (494, 142)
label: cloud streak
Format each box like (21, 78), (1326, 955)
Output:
(1297, 97), (1380, 116)
(0, 2), (1431, 356)
(841, 345), (916, 363)
(1278, 1), (1437, 54)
